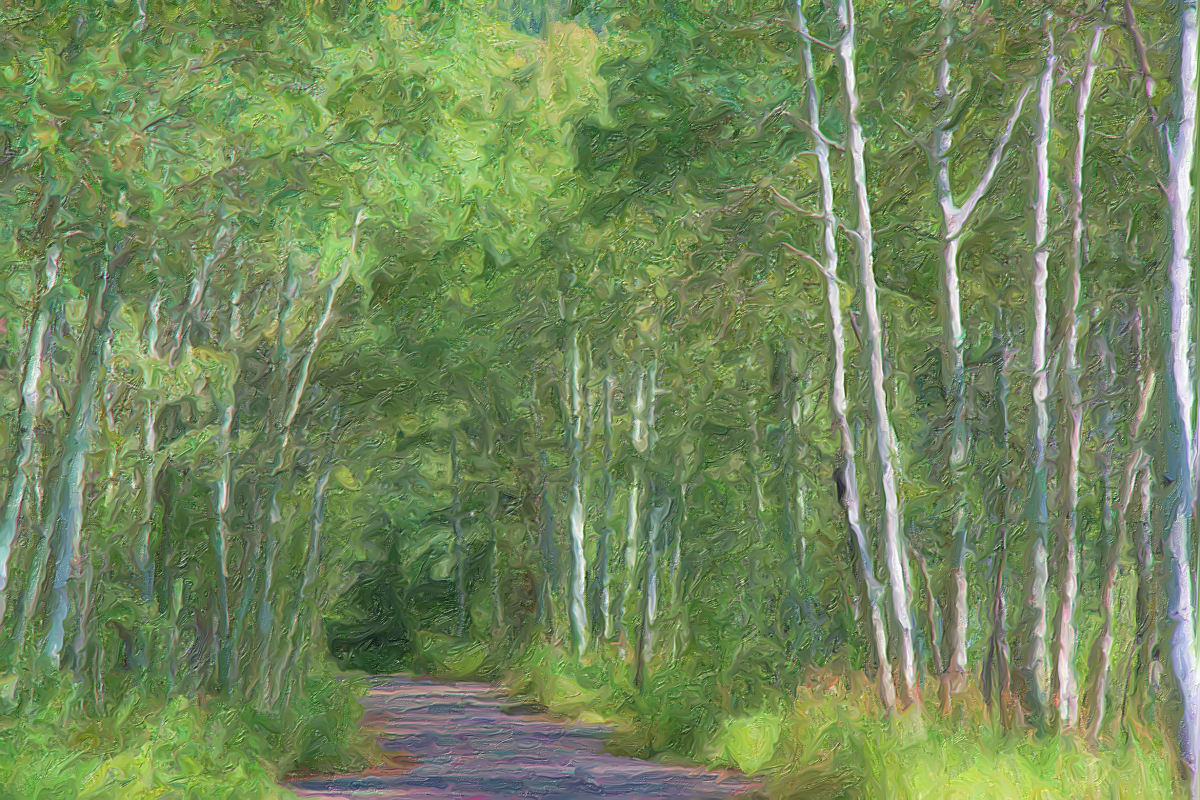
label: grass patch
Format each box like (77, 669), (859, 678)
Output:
(0, 663), (375, 799)
(497, 643), (1181, 799)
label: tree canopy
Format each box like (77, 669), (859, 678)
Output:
(0, 0), (1198, 797)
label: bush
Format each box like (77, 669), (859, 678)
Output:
(0, 663), (373, 800)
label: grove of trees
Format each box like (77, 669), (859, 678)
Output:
(1, 0), (1199, 797)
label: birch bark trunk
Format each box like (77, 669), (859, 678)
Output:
(1159, 0), (1200, 789)
(1016, 17), (1057, 726)
(1052, 20), (1104, 730)
(797, 0), (896, 713)
(928, 0), (1030, 702)
(42, 247), (128, 667)
(616, 368), (647, 649)
(595, 373), (616, 641)
(982, 316), (1015, 725)
(255, 215), (359, 698)
(1085, 315), (1151, 740)
(566, 329), (588, 656)
(0, 246), (59, 627)
(835, 0), (917, 705)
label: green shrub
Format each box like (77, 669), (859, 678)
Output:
(498, 644), (1181, 799)
(0, 664), (373, 799)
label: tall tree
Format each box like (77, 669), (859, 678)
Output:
(1052, 16), (1105, 731)
(593, 371), (616, 641)
(42, 244), (129, 667)
(565, 327), (589, 656)
(616, 366), (647, 648)
(0, 244), (60, 627)
(835, 0), (917, 705)
(927, 0), (1031, 703)
(1015, 15), (1057, 727)
(1158, 0), (1200, 790)
(1086, 309), (1153, 741)
(795, 0), (896, 714)
(981, 312), (1016, 725)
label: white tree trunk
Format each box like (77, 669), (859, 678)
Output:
(929, 1), (1030, 698)
(835, 0), (917, 705)
(1017, 18), (1056, 724)
(212, 395), (235, 686)
(797, 0), (896, 713)
(566, 329), (588, 656)
(1161, 0), (1200, 791)
(618, 369), (647, 646)
(257, 214), (360, 688)
(1087, 316), (1152, 740)
(596, 373), (616, 640)
(42, 251), (126, 667)
(0, 246), (59, 627)
(1053, 20), (1103, 730)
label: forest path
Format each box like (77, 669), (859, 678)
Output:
(288, 674), (761, 800)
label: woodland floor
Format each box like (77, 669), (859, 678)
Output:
(286, 675), (762, 800)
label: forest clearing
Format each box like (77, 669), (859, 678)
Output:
(0, 0), (1198, 798)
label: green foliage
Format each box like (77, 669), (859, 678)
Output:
(715, 710), (784, 775)
(411, 631), (488, 678)
(0, 665), (369, 799)
(0, 0), (1192, 794)
(502, 645), (1178, 799)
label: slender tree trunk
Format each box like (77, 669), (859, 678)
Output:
(273, 463), (331, 700)
(1087, 315), (1152, 740)
(982, 318), (1015, 725)
(133, 291), (164, 606)
(617, 368), (647, 649)
(488, 488), (503, 637)
(669, 481), (685, 611)
(784, 349), (811, 573)
(228, 485), (263, 689)
(566, 329), (588, 656)
(69, 542), (95, 682)
(914, 550), (943, 677)
(530, 374), (558, 637)
(1052, 20), (1103, 730)
(134, 228), (230, 604)
(249, 261), (299, 698)
(14, 453), (61, 652)
(42, 251), (126, 668)
(635, 488), (668, 688)
(211, 393), (235, 689)
(135, 396), (161, 604)
(255, 214), (359, 696)
(451, 437), (468, 639)
(1121, 464), (1157, 730)
(1016, 18), (1057, 727)
(1159, 0), (1200, 789)
(929, 1), (1031, 705)
(633, 363), (660, 685)
(797, 0), (896, 712)
(749, 410), (764, 539)
(595, 373), (615, 641)
(537, 462), (556, 637)
(669, 480), (689, 658)
(835, 0), (916, 706)
(0, 246), (60, 627)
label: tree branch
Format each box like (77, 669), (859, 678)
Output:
(889, 115), (930, 154)
(1121, 0), (1159, 125)
(952, 81), (1033, 233)
(779, 241), (828, 274)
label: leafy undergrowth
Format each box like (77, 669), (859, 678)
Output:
(495, 643), (1179, 800)
(0, 663), (375, 800)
